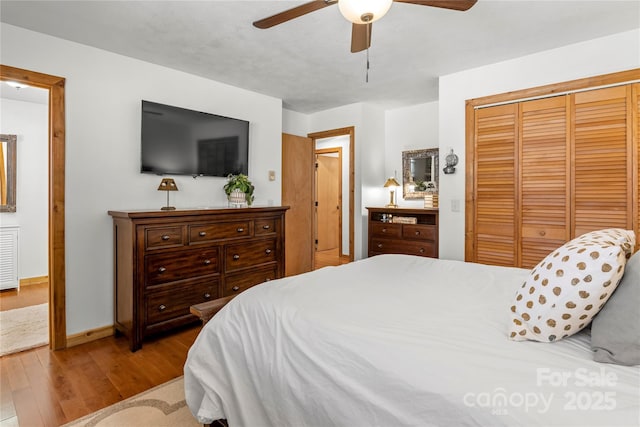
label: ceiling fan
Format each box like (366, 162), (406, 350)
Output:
(253, 0), (478, 53)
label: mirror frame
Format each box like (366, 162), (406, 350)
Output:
(0, 134), (17, 213)
(402, 148), (439, 200)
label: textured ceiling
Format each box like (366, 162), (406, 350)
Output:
(1, 0), (639, 113)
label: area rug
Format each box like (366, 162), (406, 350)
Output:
(0, 303), (48, 356)
(63, 376), (201, 427)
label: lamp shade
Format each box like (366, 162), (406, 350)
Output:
(338, 0), (393, 24)
(157, 178), (178, 191)
(384, 177), (400, 188)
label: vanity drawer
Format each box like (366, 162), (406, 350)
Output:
(403, 224), (436, 241)
(145, 226), (184, 250)
(145, 248), (219, 286)
(223, 264), (277, 296)
(146, 279), (218, 326)
(255, 218), (276, 235)
(370, 222), (402, 238)
(189, 221), (251, 243)
(225, 239), (277, 271)
(370, 238), (436, 258)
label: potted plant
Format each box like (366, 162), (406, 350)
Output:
(223, 173), (255, 206)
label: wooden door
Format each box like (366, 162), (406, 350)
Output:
(572, 85), (633, 236)
(519, 96), (571, 268)
(316, 153), (340, 251)
(635, 83), (640, 247)
(282, 133), (314, 276)
(473, 104), (518, 266)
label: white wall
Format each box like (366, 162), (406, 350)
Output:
(1, 24), (283, 335)
(384, 102), (439, 209)
(301, 102), (386, 259)
(439, 29), (640, 261)
(0, 97), (48, 280)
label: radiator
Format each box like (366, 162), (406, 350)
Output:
(0, 226), (19, 290)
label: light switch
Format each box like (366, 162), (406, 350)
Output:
(268, 170), (276, 181)
(451, 199), (460, 212)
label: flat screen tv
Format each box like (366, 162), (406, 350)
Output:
(141, 100), (249, 177)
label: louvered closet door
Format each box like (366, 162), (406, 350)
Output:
(634, 83), (640, 245)
(572, 86), (633, 236)
(474, 104), (518, 266)
(519, 96), (570, 268)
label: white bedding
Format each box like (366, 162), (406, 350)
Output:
(184, 255), (640, 426)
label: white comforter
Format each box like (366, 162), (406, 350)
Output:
(184, 255), (640, 426)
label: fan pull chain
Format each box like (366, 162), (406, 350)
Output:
(366, 47), (370, 83)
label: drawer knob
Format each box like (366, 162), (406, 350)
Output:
(232, 286), (240, 292)
(262, 225), (270, 230)
(237, 228), (244, 233)
(415, 231), (421, 236)
(158, 266), (167, 273)
(233, 254), (240, 260)
(161, 235), (170, 241)
(203, 259), (211, 265)
(204, 293), (211, 299)
(382, 228), (387, 233)
(265, 249), (272, 255)
(377, 243), (383, 248)
(199, 231), (206, 237)
(158, 304), (167, 312)
(266, 278), (272, 281)
(419, 248), (425, 254)
(540, 230), (546, 236)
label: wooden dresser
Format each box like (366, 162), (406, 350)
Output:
(108, 206), (287, 351)
(367, 207), (439, 258)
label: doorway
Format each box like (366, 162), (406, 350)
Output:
(0, 65), (67, 350)
(0, 84), (50, 355)
(314, 147), (345, 268)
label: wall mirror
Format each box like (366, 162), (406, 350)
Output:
(402, 148), (439, 200)
(0, 134), (17, 212)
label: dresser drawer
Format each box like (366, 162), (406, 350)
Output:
(225, 239), (277, 271)
(145, 226), (184, 250)
(370, 222), (402, 238)
(255, 218), (276, 235)
(223, 264), (277, 296)
(403, 224), (436, 241)
(370, 238), (436, 258)
(189, 221), (251, 243)
(145, 248), (220, 286)
(146, 279), (218, 326)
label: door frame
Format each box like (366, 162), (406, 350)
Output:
(315, 147), (343, 256)
(1, 65), (67, 350)
(308, 127), (355, 262)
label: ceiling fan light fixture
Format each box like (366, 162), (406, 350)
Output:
(338, 0), (393, 24)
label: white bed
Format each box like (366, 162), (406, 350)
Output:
(184, 254), (640, 426)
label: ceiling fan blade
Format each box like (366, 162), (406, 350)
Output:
(392, 0), (477, 11)
(253, 0), (337, 29)
(351, 23), (372, 53)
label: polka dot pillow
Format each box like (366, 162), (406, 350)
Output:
(509, 229), (636, 342)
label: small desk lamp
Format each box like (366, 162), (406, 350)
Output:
(158, 178), (178, 210)
(384, 177), (400, 208)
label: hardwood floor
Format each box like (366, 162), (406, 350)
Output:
(0, 282), (48, 312)
(0, 324), (201, 426)
(314, 248), (350, 269)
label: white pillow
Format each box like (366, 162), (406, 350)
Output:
(508, 229), (635, 342)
